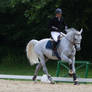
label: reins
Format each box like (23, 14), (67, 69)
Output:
(65, 37), (80, 46)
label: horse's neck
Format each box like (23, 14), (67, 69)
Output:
(66, 32), (74, 42)
(62, 32), (74, 48)
(58, 32), (74, 50)
(66, 32), (74, 48)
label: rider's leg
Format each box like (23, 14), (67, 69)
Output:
(51, 32), (61, 60)
(53, 35), (61, 60)
(52, 35), (60, 49)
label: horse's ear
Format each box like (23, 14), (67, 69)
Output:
(80, 28), (83, 34)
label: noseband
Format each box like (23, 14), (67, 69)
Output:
(65, 37), (80, 46)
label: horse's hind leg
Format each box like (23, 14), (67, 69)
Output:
(39, 55), (55, 84)
(32, 57), (48, 81)
(39, 56), (49, 76)
(32, 63), (42, 81)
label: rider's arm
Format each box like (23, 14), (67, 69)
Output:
(48, 17), (58, 31)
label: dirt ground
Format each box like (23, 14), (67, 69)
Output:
(0, 80), (92, 92)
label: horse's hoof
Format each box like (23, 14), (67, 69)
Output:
(48, 75), (55, 84)
(74, 81), (80, 85)
(50, 80), (55, 84)
(32, 75), (37, 81)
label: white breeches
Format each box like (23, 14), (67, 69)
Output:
(51, 31), (60, 42)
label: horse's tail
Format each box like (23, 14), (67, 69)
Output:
(26, 39), (39, 65)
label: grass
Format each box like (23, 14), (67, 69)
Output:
(0, 61), (58, 76)
(0, 61), (92, 78)
(0, 46), (92, 78)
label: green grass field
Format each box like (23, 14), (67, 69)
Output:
(0, 46), (92, 78)
(0, 61), (92, 78)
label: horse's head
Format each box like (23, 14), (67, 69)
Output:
(74, 29), (83, 51)
(66, 28), (83, 51)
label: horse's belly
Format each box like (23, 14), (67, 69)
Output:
(43, 49), (58, 60)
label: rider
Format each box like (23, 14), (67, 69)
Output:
(48, 8), (67, 60)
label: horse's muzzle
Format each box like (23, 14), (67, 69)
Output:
(76, 47), (81, 51)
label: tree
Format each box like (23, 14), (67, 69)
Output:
(0, 0), (92, 60)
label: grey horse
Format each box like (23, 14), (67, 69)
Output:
(26, 28), (83, 85)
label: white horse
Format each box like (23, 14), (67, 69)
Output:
(26, 28), (83, 85)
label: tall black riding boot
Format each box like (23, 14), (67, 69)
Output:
(52, 41), (61, 60)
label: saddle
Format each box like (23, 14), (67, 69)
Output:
(46, 34), (64, 60)
(46, 39), (61, 60)
(46, 35), (63, 50)
(46, 40), (54, 50)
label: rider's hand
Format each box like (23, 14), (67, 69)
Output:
(65, 26), (68, 30)
(52, 26), (58, 30)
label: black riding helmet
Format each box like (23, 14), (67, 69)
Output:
(56, 8), (62, 14)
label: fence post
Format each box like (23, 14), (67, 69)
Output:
(56, 61), (61, 77)
(85, 62), (89, 78)
(56, 60), (90, 78)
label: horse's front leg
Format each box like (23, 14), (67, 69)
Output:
(61, 53), (78, 85)
(69, 63), (73, 76)
(61, 53), (72, 64)
(72, 56), (79, 85)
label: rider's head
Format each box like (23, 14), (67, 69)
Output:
(56, 8), (62, 18)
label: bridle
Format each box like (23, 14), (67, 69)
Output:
(65, 36), (80, 46)
(60, 32), (81, 46)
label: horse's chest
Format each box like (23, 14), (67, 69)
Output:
(68, 49), (75, 57)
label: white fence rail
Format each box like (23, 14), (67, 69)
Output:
(0, 74), (92, 83)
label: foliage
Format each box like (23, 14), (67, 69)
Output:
(0, 0), (92, 61)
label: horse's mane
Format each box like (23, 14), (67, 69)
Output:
(66, 28), (77, 33)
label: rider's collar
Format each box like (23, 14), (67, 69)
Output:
(55, 16), (61, 21)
